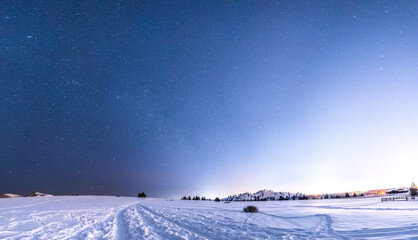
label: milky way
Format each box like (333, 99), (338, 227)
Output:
(1, 1), (418, 198)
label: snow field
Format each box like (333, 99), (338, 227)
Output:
(1, 196), (418, 239)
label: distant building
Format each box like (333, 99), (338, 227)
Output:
(410, 182), (417, 196)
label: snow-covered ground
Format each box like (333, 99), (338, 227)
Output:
(1, 196), (418, 239)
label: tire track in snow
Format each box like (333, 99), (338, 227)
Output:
(136, 204), (324, 240)
(63, 202), (138, 240)
(130, 204), (207, 239)
(115, 207), (130, 239)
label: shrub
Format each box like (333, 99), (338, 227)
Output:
(243, 205), (258, 213)
(299, 195), (309, 200)
(215, 197), (220, 202)
(138, 192), (146, 198)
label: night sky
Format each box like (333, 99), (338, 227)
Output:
(1, 1), (418, 198)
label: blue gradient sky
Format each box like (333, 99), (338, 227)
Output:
(1, 1), (418, 198)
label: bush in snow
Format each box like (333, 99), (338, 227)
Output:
(138, 192), (146, 198)
(243, 205), (258, 213)
(215, 197), (220, 202)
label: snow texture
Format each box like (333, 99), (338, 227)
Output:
(1, 196), (418, 239)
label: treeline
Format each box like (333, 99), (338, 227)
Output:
(322, 192), (363, 199)
(181, 196), (222, 202)
(181, 196), (211, 201)
(228, 195), (309, 201)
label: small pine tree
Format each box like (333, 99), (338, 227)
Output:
(215, 197), (220, 202)
(345, 192), (350, 198)
(353, 193), (358, 197)
(188, 196), (191, 200)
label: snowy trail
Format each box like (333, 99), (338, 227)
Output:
(1, 196), (418, 239)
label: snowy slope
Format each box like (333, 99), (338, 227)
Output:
(224, 189), (308, 201)
(1, 196), (418, 239)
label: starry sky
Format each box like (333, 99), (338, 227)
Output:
(1, 1), (418, 198)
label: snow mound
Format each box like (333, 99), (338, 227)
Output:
(0, 193), (21, 198)
(25, 192), (53, 197)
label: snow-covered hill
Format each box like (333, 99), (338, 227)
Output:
(224, 189), (308, 201)
(25, 191), (53, 197)
(1, 196), (418, 239)
(0, 193), (21, 198)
